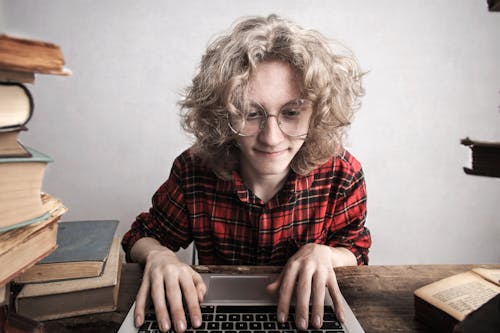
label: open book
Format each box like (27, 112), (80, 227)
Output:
(414, 268), (500, 332)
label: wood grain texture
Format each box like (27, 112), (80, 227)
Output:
(42, 263), (500, 333)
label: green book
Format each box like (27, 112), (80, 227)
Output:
(15, 220), (119, 283)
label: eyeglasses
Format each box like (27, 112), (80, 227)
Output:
(228, 99), (312, 137)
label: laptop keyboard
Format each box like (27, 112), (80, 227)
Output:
(139, 305), (345, 333)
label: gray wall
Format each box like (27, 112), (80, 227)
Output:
(2, 0), (499, 265)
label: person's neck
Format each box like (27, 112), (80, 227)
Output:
(240, 167), (289, 204)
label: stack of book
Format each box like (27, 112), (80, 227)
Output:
(0, 34), (70, 331)
(0, 34), (70, 289)
(14, 220), (122, 321)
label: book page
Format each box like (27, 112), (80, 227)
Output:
(415, 271), (500, 321)
(472, 268), (500, 287)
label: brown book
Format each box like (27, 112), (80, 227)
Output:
(0, 69), (35, 84)
(0, 284), (8, 306)
(15, 220), (119, 284)
(15, 237), (122, 321)
(0, 82), (33, 132)
(0, 34), (70, 76)
(414, 268), (500, 333)
(0, 194), (67, 288)
(0, 129), (31, 158)
(0, 147), (53, 232)
(0, 305), (44, 333)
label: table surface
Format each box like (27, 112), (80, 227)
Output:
(41, 263), (500, 333)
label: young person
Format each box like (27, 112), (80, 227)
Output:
(122, 14), (371, 333)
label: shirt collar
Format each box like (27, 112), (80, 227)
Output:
(215, 168), (315, 205)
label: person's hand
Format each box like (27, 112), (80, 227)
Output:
(267, 243), (354, 330)
(134, 247), (207, 333)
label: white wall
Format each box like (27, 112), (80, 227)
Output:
(2, 0), (499, 265)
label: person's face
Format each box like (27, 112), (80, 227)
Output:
(236, 60), (308, 181)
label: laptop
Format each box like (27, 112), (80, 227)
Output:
(118, 273), (365, 333)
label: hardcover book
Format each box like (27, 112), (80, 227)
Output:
(0, 34), (71, 76)
(0, 129), (31, 158)
(0, 194), (67, 288)
(15, 237), (122, 321)
(15, 220), (119, 283)
(0, 147), (53, 232)
(0, 82), (33, 131)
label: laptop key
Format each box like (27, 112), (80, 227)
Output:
(242, 314), (254, 321)
(207, 322), (219, 330)
(322, 321), (342, 329)
(201, 305), (215, 313)
(235, 322), (247, 330)
(263, 322), (276, 330)
(228, 314), (240, 321)
(221, 322), (233, 330)
(202, 314), (213, 321)
(215, 314), (227, 321)
(249, 322), (262, 330)
(256, 314), (267, 321)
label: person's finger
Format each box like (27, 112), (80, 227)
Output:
(295, 264), (314, 331)
(165, 276), (187, 333)
(134, 277), (150, 327)
(265, 272), (283, 296)
(326, 271), (345, 323)
(276, 265), (299, 324)
(192, 271), (207, 303)
(150, 272), (171, 332)
(311, 269), (327, 329)
(180, 274), (202, 328)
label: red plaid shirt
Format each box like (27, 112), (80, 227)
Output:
(122, 149), (371, 265)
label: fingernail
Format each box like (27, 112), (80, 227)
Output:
(192, 315), (202, 328)
(134, 315), (142, 327)
(160, 318), (169, 331)
(176, 320), (186, 332)
(313, 314), (321, 328)
(278, 312), (286, 323)
(299, 318), (308, 330)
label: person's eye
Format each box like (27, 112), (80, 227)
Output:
(245, 106), (264, 120)
(280, 108), (302, 118)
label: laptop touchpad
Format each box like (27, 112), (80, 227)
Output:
(205, 275), (275, 302)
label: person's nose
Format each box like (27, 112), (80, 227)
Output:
(258, 114), (284, 146)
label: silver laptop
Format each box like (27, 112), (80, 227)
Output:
(118, 273), (364, 333)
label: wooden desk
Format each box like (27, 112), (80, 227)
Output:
(42, 263), (500, 333)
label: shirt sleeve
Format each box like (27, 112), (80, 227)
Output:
(326, 161), (371, 265)
(121, 157), (192, 262)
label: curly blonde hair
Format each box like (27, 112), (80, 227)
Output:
(180, 14), (364, 180)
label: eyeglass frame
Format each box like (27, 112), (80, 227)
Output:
(227, 98), (313, 138)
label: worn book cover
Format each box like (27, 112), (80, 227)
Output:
(16, 220), (119, 283)
(15, 237), (122, 321)
(0, 194), (67, 288)
(0, 34), (70, 76)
